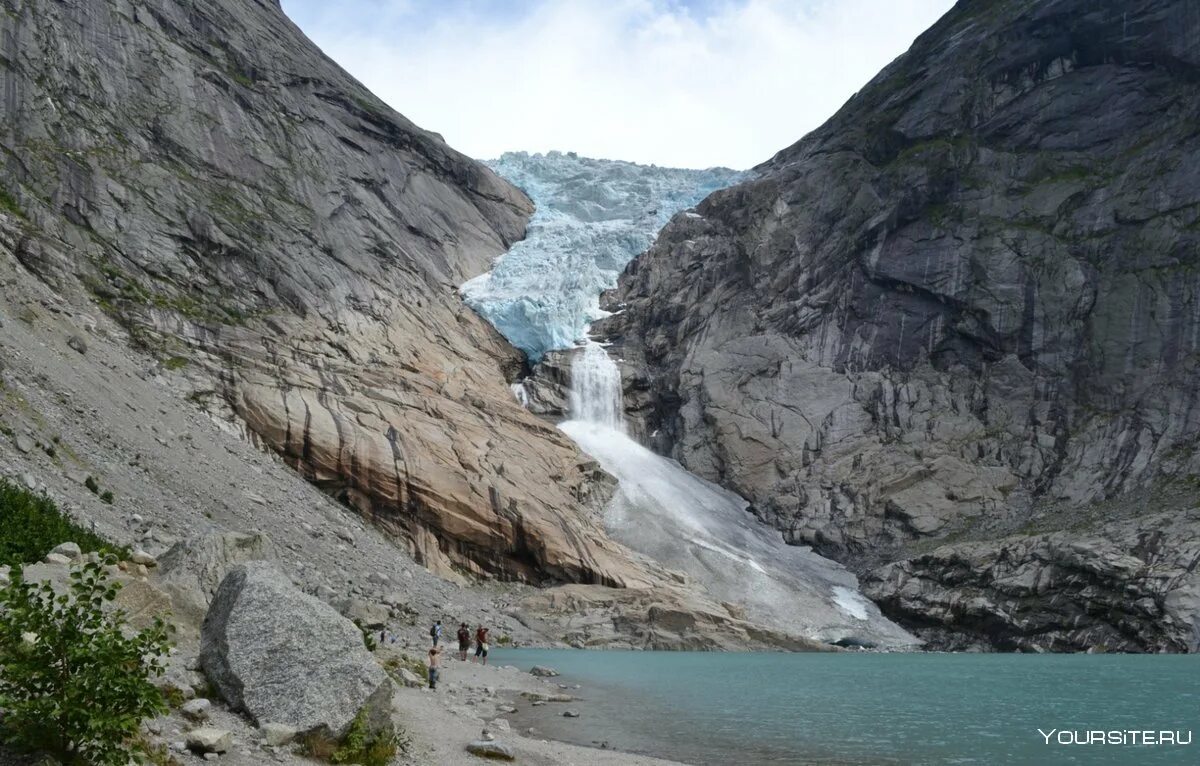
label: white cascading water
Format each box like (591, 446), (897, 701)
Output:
(567, 342), (625, 432)
(466, 151), (914, 647)
(559, 342), (916, 648)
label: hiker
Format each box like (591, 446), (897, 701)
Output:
(430, 619), (442, 647)
(474, 625), (490, 665)
(427, 646), (442, 690)
(457, 622), (471, 661)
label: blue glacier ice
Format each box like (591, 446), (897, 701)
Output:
(461, 151), (743, 361)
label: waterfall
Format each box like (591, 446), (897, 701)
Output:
(469, 152), (914, 648)
(559, 340), (916, 648)
(568, 342), (625, 431)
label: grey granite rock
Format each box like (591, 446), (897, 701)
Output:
(863, 509), (1200, 653)
(199, 562), (392, 740)
(466, 739), (515, 760)
(601, 0), (1200, 649)
(158, 531), (280, 623)
(0, 0), (642, 588)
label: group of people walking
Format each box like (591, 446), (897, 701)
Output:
(426, 620), (490, 690)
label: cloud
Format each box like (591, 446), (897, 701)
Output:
(281, 0), (956, 169)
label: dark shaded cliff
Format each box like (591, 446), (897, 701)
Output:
(603, 0), (1200, 650)
(0, 0), (649, 586)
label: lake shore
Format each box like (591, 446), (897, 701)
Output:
(385, 647), (687, 766)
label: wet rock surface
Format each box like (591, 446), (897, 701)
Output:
(863, 509), (1200, 653)
(603, 0), (1200, 650)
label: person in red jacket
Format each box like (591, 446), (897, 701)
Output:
(473, 625), (490, 665)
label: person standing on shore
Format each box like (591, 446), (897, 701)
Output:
(427, 646), (442, 690)
(474, 625), (490, 665)
(430, 619), (442, 647)
(457, 622), (471, 661)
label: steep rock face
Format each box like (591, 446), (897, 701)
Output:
(0, 0), (641, 585)
(862, 509), (1200, 652)
(603, 0), (1200, 648)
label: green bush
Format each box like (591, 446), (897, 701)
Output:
(301, 709), (404, 766)
(0, 562), (171, 764)
(0, 478), (129, 567)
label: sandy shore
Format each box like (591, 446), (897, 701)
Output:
(389, 650), (685, 766)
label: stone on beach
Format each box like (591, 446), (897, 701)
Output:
(199, 562), (393, 740)
(466, 739), (516, 760)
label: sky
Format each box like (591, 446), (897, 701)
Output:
(280, 0), (956, 170)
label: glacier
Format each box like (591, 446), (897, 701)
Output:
(461, 151), (742, 361)
(464, 149), (915, 648)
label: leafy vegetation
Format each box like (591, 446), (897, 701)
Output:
(0, 478), (128, 567)
(382, 652), (428, 683)
(300, 709), (406, 766)
(0, 186), (24, 219)
(0, 562), (171, 764)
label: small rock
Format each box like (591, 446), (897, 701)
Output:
(481, 728), (495, 741)
(367, 571), (390, 585)
(43, 552), (72, 566)
(67, 335), (87, 354)
(186, 727), (232, 754)
(14, 434), (35, 454)
(131, 549), (157, 567)
(334, 528), (355, 544)
(181, 698), (212, 722)
(529, 665), (559, 677)
(563, 710), (580, 718)
(50, 542), (82, 560)
(394, 668), (423, 688)
(260, 722), (297, 747)
(465, 740), (515, 761)
(489, 718), (511, 732)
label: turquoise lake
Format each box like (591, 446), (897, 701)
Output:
(492, 649), (1198, 765)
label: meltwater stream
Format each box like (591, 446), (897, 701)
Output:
(560, 343), (915, 647)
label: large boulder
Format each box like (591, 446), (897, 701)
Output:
(158, 531), (278, 625)
(199, 562), (392, 740)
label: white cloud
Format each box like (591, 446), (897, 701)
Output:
(284, 0), (956, 169)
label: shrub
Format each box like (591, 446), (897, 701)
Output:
(383, 653), (427, 683)
(0, 562), (171, 764)
(300, 709), (403, 766)
(0, 478), (129, 566)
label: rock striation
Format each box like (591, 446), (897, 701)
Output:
(602, 0), (1200, 650)
(0, 0), (643, 586)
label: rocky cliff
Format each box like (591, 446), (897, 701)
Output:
(0, 0), (644, 586)
(602, 0), (1200, 650)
